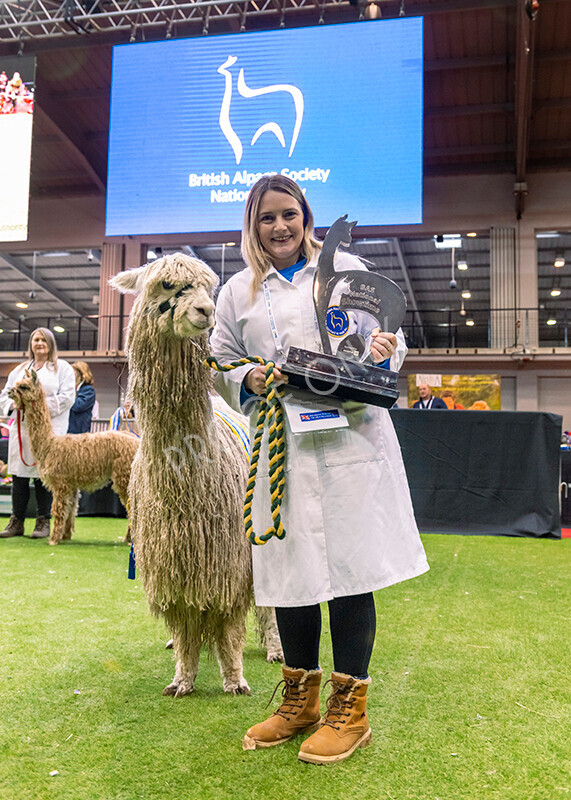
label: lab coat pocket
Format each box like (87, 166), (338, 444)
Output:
(321, 427), (378, 467)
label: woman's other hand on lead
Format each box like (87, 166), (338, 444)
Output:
(370, 328), (397, 363)
(245, 365), (287, 395)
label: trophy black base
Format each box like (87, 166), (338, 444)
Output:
(281, 347), (399, 409)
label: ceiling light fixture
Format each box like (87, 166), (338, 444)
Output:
(461, 289), (471, 299)
(550, 287), (562, 297)
(546, 318), (557, 326)
(466, 319), (475, 326)
(554, 254), (565, 268)
(363, 1), (382, 20)
(53, 325), (65, 333)
(16, 302), (28, 309)
(434, 234), (462, 250)
(457, 260), (468, 271)
(466, 232), (477, 238)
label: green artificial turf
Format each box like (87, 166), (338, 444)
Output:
(0, 518), (569, 800)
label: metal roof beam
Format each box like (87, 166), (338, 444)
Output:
(0, 253), (98, 327)
(513, 0), (537, 218)
(390, 237), (427, 348)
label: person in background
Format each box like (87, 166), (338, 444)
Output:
(67, 361), (96, 434)
(412, 383), (447, 409)
(440, 390), (465, 410)
(469, 400), (491, 410)
(210, 174), (429, 765)
(0, 328), (75, 539)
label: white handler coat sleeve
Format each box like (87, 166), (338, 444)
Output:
(0, 359), (75, 478)
(209, 253), (429, 607)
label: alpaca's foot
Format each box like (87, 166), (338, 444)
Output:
(48, 536), (60, 546)
(266, 645), (284, 664)
(223, 676), (251, 696)
(165, 639), (174, 649)
(162, 679), (195, 698)
(62, 530), (73, 540)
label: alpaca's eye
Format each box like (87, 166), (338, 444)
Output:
(162, 281), (174, 291)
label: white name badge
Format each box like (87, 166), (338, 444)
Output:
(283, 396), (349, 434)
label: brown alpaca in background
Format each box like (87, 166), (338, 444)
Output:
(9, 370), (138, 545)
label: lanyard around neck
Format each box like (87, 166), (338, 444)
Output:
(262, 274), (320, 362)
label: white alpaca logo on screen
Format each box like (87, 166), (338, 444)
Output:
(217, 56), (304, 165)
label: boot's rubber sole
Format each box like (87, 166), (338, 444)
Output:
(242, 719), (322, 751)
(298, 728), (372, 765)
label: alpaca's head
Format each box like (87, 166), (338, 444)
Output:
(110, 253), (219, 338)
(9, 369), (44, 409)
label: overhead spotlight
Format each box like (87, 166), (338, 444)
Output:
(466, 232), (477, 238)
(28, 291), (36, 300)
(363, 1), (382, 20)
(466, 319), (475, 327)
(16, 302), (28, 309)
(87, 249), (94, 262)
(459, 300), (467, 317)
(554, 254), (565, 268)
(53, 325), (66, 333)
(457, 260), (468, 271)
(546, 318), (556, 326)
(461, 289), (471, 299)
(225, 241), (236, 247)
(550, 287), (562, 297)
(399, 0), (405, 16)
(0, 329), (3, 334)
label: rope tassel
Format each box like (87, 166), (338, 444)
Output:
(205, 356), (287, 546)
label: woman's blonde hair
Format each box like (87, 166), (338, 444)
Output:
(72, 360), (94, 385)
(241, 174), (322, 299)
(26, 327), (58, 369)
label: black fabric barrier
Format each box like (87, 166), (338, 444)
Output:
(78, 487), (127, 518)
(561, 450), (571, 527)
(389, 409), (562, 538)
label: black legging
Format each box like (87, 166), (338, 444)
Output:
(275, 592), (376, 679)
(12, 475), (52, 519)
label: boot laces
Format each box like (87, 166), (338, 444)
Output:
(265, 676), (307, 720)
(321, 678), (355, 730)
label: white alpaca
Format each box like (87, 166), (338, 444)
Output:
(111, 253), (282, 697)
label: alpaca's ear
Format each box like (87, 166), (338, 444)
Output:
(30, 369), (38, 382)
(109, 265), (148, 295)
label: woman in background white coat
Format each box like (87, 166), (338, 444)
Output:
(210, 175), (428, 765)
(0, 328), (75, 539)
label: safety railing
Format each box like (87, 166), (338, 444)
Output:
(0, 309), (569, 353)
(403, 306), (569, 350)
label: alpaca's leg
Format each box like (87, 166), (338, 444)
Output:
(162, 606), (201, 698)
(215, 611), (251, 696)
(255, 606), (284, 663)
(62, 491), (79, 540)
(48, 491), (68, 545)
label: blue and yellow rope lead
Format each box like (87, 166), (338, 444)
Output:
(205, 356), (286, 546)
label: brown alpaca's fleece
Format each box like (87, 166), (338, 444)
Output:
(9, 370), (138, 545)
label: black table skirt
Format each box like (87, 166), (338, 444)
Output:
(390, 409), (562, 539)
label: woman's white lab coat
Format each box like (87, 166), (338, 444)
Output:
(210, 252), (429, 607)
(0, 360), (75, 478)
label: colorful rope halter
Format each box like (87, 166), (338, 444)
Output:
(205, 356), (287, 546)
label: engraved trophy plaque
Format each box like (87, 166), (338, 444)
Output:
(280, 216), (407, 408)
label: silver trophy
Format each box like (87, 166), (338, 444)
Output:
(281, 216), (406, 408)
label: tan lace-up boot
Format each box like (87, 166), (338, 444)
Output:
(242, 666), (322, 750)
(298, 672), (372, 764)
